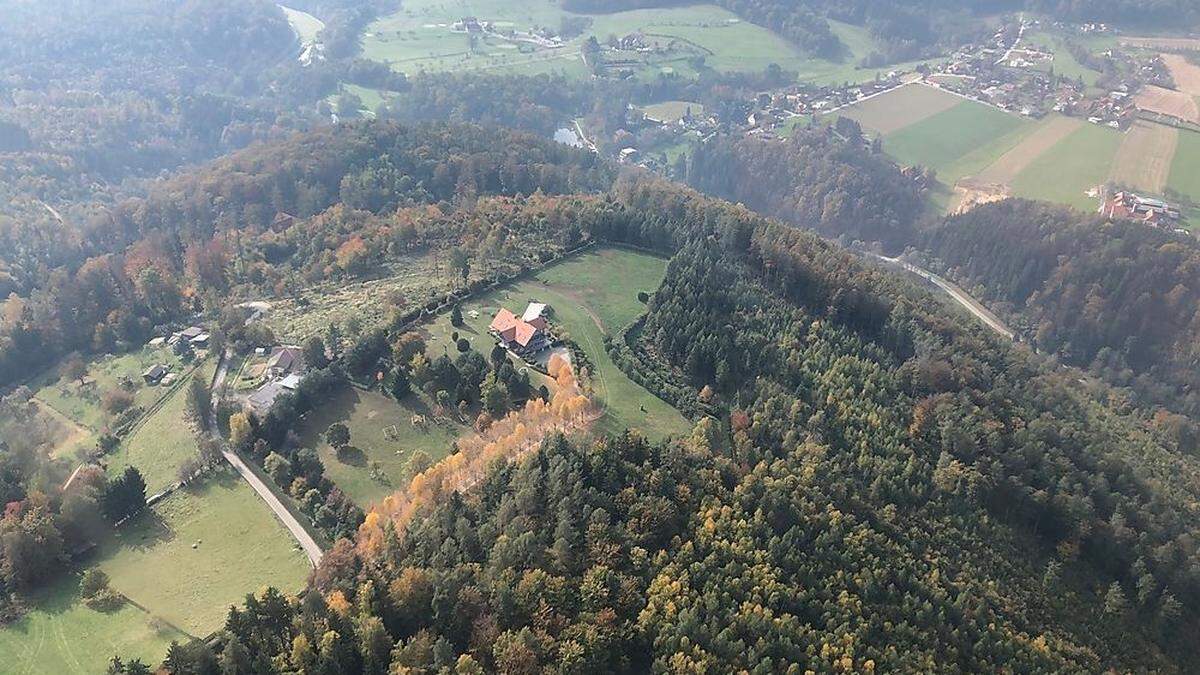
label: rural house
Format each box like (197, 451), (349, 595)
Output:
(267, 345), (305, 377)
(489, 303), (551, 356)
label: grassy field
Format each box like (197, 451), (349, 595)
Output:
(105, 360), (213, 495)
(881, 100), (1030, 176)
(1010, 122), (1122, 210)
(0, 573), (186, 674)
(34, 346), (177, 438)
(280, 5), (324, 44)
(1168, 128), (1200, 203)
(838, 83), (963, 135)
(422, 247), (690, 441)
(1110, 120), (1179, 194)
(1024, 30), (1103, 87)
(298, 386), (463, 506)
(640, 100), (704, 123)
(98, 473), (310, 637)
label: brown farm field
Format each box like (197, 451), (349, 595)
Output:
(974, 115), (1083, 184)
(1135, 84), (1200, 124)
(1120, 37), (1200, 51)
(839, 83), (962, 135)
(1109, 121), (1179, 193)
(1161, 53), (1200, 96)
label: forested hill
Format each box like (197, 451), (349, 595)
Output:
(0, 121), (610, 392)
(918, 199), (1200, 418)
(153, 172), (1200, 672)
(0, 0), (315, 224)
(684, 129), (924, 251)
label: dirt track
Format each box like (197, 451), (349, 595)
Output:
(1135, 84), (1200, 124)
(975, 116), (1082, 184)
(1109, 121), (1179, 193)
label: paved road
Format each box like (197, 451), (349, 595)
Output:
(869, 253), (1017, 341)
(209, 349), (324, 567)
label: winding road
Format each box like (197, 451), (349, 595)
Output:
(868, 253), (1016, 341)
(209, 350), (324, 567)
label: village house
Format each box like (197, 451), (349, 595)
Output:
(142, 364), (168, 385)
(1100, 191), (1183, 227)
(490, 303), (551, 357)
(267, 345), (305, 378)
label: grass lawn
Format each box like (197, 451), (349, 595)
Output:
(1010, 122), (1122, 210)
(1168, 128), (1200, 203)
(838, 83), (963, 135)
(640, 100), (704, 123)
(882, 101), (1031, 176)
(424, 247), (691, 441)
(0, 573), (186, 674)
(1024, 30), (1103, 87)
(98, 473), (310, 637)
(34, 346), (178, 435)
(105, 360), (214, 495)
(297, 386), (463, 506)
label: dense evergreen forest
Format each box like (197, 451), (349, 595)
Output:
(684, 130), (925, 251)
(919, 200), (1200, 417)
(123, 147), (1200, 671)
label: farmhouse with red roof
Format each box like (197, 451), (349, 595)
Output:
(489, 302), (551, 356)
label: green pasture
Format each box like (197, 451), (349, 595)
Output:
(34, 346), (177, 435)
(1010, 122), (1122, 210)
(0, 573), (185, 674)
(105, 360), (213, 495)
(882, 101), (1031, 176)
(423, 247), (690, 441)
(297, 386), (463, 507)
(1168, 128), (1200, 205)
(98, 474), (310, 637)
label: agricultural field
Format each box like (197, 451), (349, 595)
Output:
(298, 386), (463, 506)
(1135, 84), (1200, 125)
(98, 474), (310, 636)
(422, 247), (690, 441)
(837, 83), (963, 135)
(1009, 121), (1122, 210)
(881, 100), (1030, 176)
(1168, 128), (1200, 219)
(1109, 120), (1179, 193)
(0, 573), (186, 674)
(104, 360), (213, 495)
(360, 1), (929, 85)
(1160, 53), (1200, 96)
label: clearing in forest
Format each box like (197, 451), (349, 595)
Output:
(1109, 120), (1179, 194)
(1135, 84), (1200, 125)
(305, 247), (691, 507)
(838, 82), (962, 135)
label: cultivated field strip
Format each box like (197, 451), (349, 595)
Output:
(975, 115), (1084, 184)
(1161, 53), (1200, 96)
(1135, 84), (1200, 125)
(1110, 120), (1180, 193)
(839, 82), (962, 135)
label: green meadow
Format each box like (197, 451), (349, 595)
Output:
(882, 101), (1032, 176)
(1010, 122), (1122, 210)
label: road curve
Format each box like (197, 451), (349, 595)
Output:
(868, 253), (1017, 341)
(209, 350), (324, 567)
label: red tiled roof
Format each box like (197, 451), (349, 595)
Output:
(490, 308), (518, 333)
(512, 321), (539, 347)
